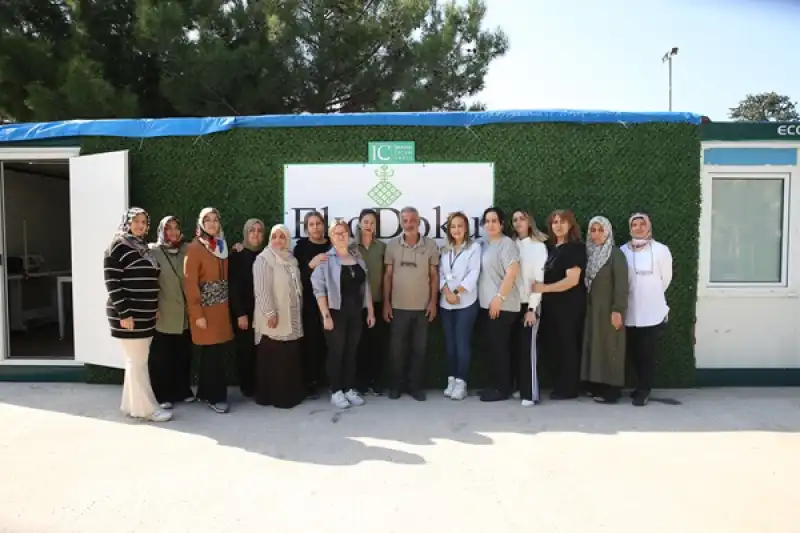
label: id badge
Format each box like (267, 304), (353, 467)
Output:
(445, 273), (454, 281)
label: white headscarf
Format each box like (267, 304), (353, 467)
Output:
(585, 216), (614, 290)
(195, 207), (228, 260)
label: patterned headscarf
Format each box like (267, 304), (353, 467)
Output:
(195, 207), (228, 260)
(585, 216), (614, 291)
(107, 207), (158, 267)
(242, 218), (266, 252)
(628, 212), (653, 251)
(156, 215), (183, 253)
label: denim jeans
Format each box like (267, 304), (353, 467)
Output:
(440, 301), (479, 381)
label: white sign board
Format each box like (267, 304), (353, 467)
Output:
(283, 163), (494, 243)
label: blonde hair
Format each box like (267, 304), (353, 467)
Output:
(327, 219), (350, 239)
(445, 211), (472, 247)
(512, 209), (548, 242)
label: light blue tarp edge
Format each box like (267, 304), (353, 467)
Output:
(0, 109), (703, 143)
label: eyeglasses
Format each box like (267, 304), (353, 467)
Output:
(400, 247), (418, 268)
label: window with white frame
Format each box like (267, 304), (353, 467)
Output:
(709, 174), (789, 285)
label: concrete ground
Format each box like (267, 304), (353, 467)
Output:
(0, 384), (798, 533)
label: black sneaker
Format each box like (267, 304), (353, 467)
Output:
(410, 390), (427, 402)
(479, 389), (509, 402)
(388, 389), (402, 400)
(632, 391), (650, 407)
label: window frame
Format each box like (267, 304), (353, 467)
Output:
(700, 164), (793, 294)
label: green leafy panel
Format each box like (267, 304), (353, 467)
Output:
(81, 122), (700, 388)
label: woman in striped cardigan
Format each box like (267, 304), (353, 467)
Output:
(104, 207), (172, 423)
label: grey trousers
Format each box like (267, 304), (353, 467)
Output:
(388, 309), (429, 392)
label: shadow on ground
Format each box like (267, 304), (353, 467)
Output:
(1, 384), (799, 466)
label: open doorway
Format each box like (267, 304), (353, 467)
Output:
(1, 160), (74, 359)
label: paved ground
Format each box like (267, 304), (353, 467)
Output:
(0, 384), (798, 533)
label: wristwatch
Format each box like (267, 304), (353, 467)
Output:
(496, 293), (506, 301)
(453, 288), (461, 295)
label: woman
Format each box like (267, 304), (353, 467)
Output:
(252, 224), (306, 409)
(354, 209), (387, 396)
(293, 211), (331, 399)
(581, 216), (629, 404)
(229, 218), (265, 398)
(477, 207), (521, 402)
(312, 220), (376, 409)
(104, 207), (171, 423)
(532, 209), (587, 400)
(184, 207), (234, 414)
(621, 213), (673, 407)
(511, 209), (549, 407)
(439, 211), (481, 401)
(148, 216), (195, 410)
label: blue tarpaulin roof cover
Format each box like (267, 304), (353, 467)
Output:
(0, 109), (702, 143)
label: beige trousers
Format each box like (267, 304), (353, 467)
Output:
(119, 337), (159, 418)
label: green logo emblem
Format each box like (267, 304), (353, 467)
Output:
(367, 165), (402, 207)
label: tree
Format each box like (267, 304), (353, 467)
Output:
(0, 0), (508, 121)
(729, 92), (799, 122)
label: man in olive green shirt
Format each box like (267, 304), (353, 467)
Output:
(383, 206), (440, 401)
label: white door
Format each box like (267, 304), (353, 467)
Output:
(69, 151), (130, 368)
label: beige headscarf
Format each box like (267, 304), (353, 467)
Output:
(242, 218), (266, 252)
(628, 212), (653, 251)
(265, 224), (294, 264)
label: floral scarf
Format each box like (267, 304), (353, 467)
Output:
(156, 215), (183, 255)
(107, 207), (158, 267)
(195, 207), (228, 260)
(585, 215), (614, 291)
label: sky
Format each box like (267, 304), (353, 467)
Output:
(475, 0), (800, 120)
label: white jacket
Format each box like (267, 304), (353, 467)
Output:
(516, 237), (548, 311)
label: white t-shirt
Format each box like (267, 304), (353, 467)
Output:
(621, 240), (673, 327)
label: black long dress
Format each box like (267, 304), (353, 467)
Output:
(292, 237), (331, 395)
(229, 248), (259, 397)
(538, 241), (587, 399)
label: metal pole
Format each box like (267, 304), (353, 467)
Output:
(668, 56), (673, 112)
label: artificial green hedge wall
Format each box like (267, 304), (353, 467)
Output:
(82, 122), (700, 389)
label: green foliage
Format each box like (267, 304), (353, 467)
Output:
(729, 92), (799, 122)
(0, 0), (507, 121)
(82, 122), (701, 388)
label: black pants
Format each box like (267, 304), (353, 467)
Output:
(301, 303), (327, 391)
(627, 324), (662, 394)
(540, 310), (584, 398)
(324, 305), (363, 392)
(357, 302), (387, 390)
(196, 342), (228, 404)
(480, 309), (517, 395)
(233, 315), (255, 396)
(148, 330), (194, 404)
(511, 306), (541, 402)
(388, 309), (429, 392)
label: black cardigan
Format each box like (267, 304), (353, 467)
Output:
(104, 239), (160, 339)
(228, 248), (259, 320)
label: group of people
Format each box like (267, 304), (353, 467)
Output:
(103, 203), (672, 423)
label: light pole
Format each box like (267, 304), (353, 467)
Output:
(661, 47), (679, 111)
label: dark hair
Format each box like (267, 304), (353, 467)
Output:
(303, 210), (325, 229)
(445, 211), (472, 246)
(546, 209), (582, 243)
(359, 208), (378, 221)
(481, 206), (506, 227)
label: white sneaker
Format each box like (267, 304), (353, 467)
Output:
(521, 399), (535, 407)
(331, 390), (351, 409)
(444, 376), (456, 397)
(344, 389), (365, 406)
(148, 409), (173, 422)
(450, 379), (467, 400)
(159, 402), (173, 410)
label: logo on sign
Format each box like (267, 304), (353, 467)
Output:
(367, 165), (402, 207)
(777, 124), (800, 136)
